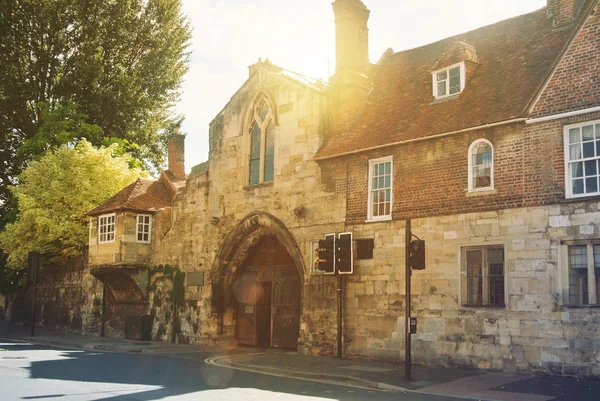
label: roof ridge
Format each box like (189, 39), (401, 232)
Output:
(387, 7), (546, 58)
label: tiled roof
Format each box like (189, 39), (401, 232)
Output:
(316, 7), (578, 159)
(88, 179), (174, 216)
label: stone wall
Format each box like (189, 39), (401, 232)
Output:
(149, 66), (348, 347)
(6, 257), (103, 334)
(337, 202), (600, 376)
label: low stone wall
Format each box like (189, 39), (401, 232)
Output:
(5, 256), (103, 335)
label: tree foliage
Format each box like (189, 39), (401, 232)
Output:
(0, 0), (191, 222)
(0, 140), (145, 268)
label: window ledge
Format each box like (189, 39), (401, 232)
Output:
(135, 241), (152, 245)
(244, 181), (274, 191)
(461, 304), (505, 309)
(564, 304), (600, 309)
(561, 194), (600, 203)
(466, 188), (496, 197)
(430, 94), (461, 105)
(365, 216), (392, 223)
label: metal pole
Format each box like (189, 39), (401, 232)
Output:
(30, 264), (37, 337)
(405, 219), (411, 380)
(100, 285), (106, 337)
(337, 273), (343, 359)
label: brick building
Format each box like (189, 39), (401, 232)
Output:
(86, 0), (600, 376)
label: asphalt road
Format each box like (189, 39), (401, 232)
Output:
(0, 339), (463, 401)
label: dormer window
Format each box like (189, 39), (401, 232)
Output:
(432, 62), (465, 99)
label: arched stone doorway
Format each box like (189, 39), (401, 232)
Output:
(212, 212), (305, 349)
(234, 236), (300, 348)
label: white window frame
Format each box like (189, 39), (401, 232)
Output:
(432, 61), (466, 99)
(560, 241), (600, 306)
(468, 139), (494, 192)
(564, 119), (600, 199)
(367, 156), (393, 222)
(98, 213), (116, 244)
(460, 245), (506, 307)
(136, 214), (152, 244)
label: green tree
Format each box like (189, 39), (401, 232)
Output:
(0, 0), (191, 222)
(0, 140), (145, 268)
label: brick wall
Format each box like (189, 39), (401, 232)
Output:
(532, 1), (600, 117)
(322, 124), (537, 224)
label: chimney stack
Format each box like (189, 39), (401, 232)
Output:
(329, 0), (372, 135)
(168, 125), (185, 181)
(547, 0), (585, 29)
(332, 0), (370, 73)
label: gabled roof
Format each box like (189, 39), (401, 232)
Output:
(88, 179), (174, 216)
(432, 40), (480, 71)
(316, 7), (581, 160)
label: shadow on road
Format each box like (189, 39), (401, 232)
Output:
(3, 340), (390, 401)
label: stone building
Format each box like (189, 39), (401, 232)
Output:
(86, 0), (600, 376)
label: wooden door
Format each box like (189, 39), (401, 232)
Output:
(271, 267), (300, 349)
(255, 281), (272, 347)
(235, 272), (258, 346)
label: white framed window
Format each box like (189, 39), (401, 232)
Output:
(98, 213), (116, 244)
(564, 120), (600, 198)
(461, 246), (505, 307)
(562, 242), (600, 306)
(136, 214), (152, 243)
(367, 156), (393, 221)
(248, 96), (275, 185)
(432, 61), (465, 99)
(468, 139), (494, 192)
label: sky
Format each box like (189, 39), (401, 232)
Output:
(176, 0), (547, 172)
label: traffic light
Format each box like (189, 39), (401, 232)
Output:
(337, 232), (353, 274)
(409, 240), (425, 270)
(317, 234), (336, 274)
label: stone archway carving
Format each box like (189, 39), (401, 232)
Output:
(211, 212), (305, 315)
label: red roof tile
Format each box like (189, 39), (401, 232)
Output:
(88, 179), (174, 216)
(316, 7), (578, 159)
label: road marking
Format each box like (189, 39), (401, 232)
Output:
(204, 353), (388, 393)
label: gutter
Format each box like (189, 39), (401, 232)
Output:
(314, 118), (527, 161)
(525, 106), (600, 124)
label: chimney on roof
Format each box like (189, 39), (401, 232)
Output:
(332, 0), (370, 73)
(168, 125), (185, 181)
(329, 0), (372, 135)
(547, 0), (585, 29)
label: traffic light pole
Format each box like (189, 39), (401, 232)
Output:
(337, 273), (344, 359)
(405, 219), (411, 380)
(31, 268), (37, 337)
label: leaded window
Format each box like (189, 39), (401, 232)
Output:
(468, 139), (494, 191)
(248, 97), (275, 185)
(567, 243), (600, 305)
(462, 246), (505, 307)
(565, 120), (600, 198)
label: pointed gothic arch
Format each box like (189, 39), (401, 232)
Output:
(210, 212), (305, 314)
(240, 91), (279, 185)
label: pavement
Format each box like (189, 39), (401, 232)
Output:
(1, 322), (599, 401)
